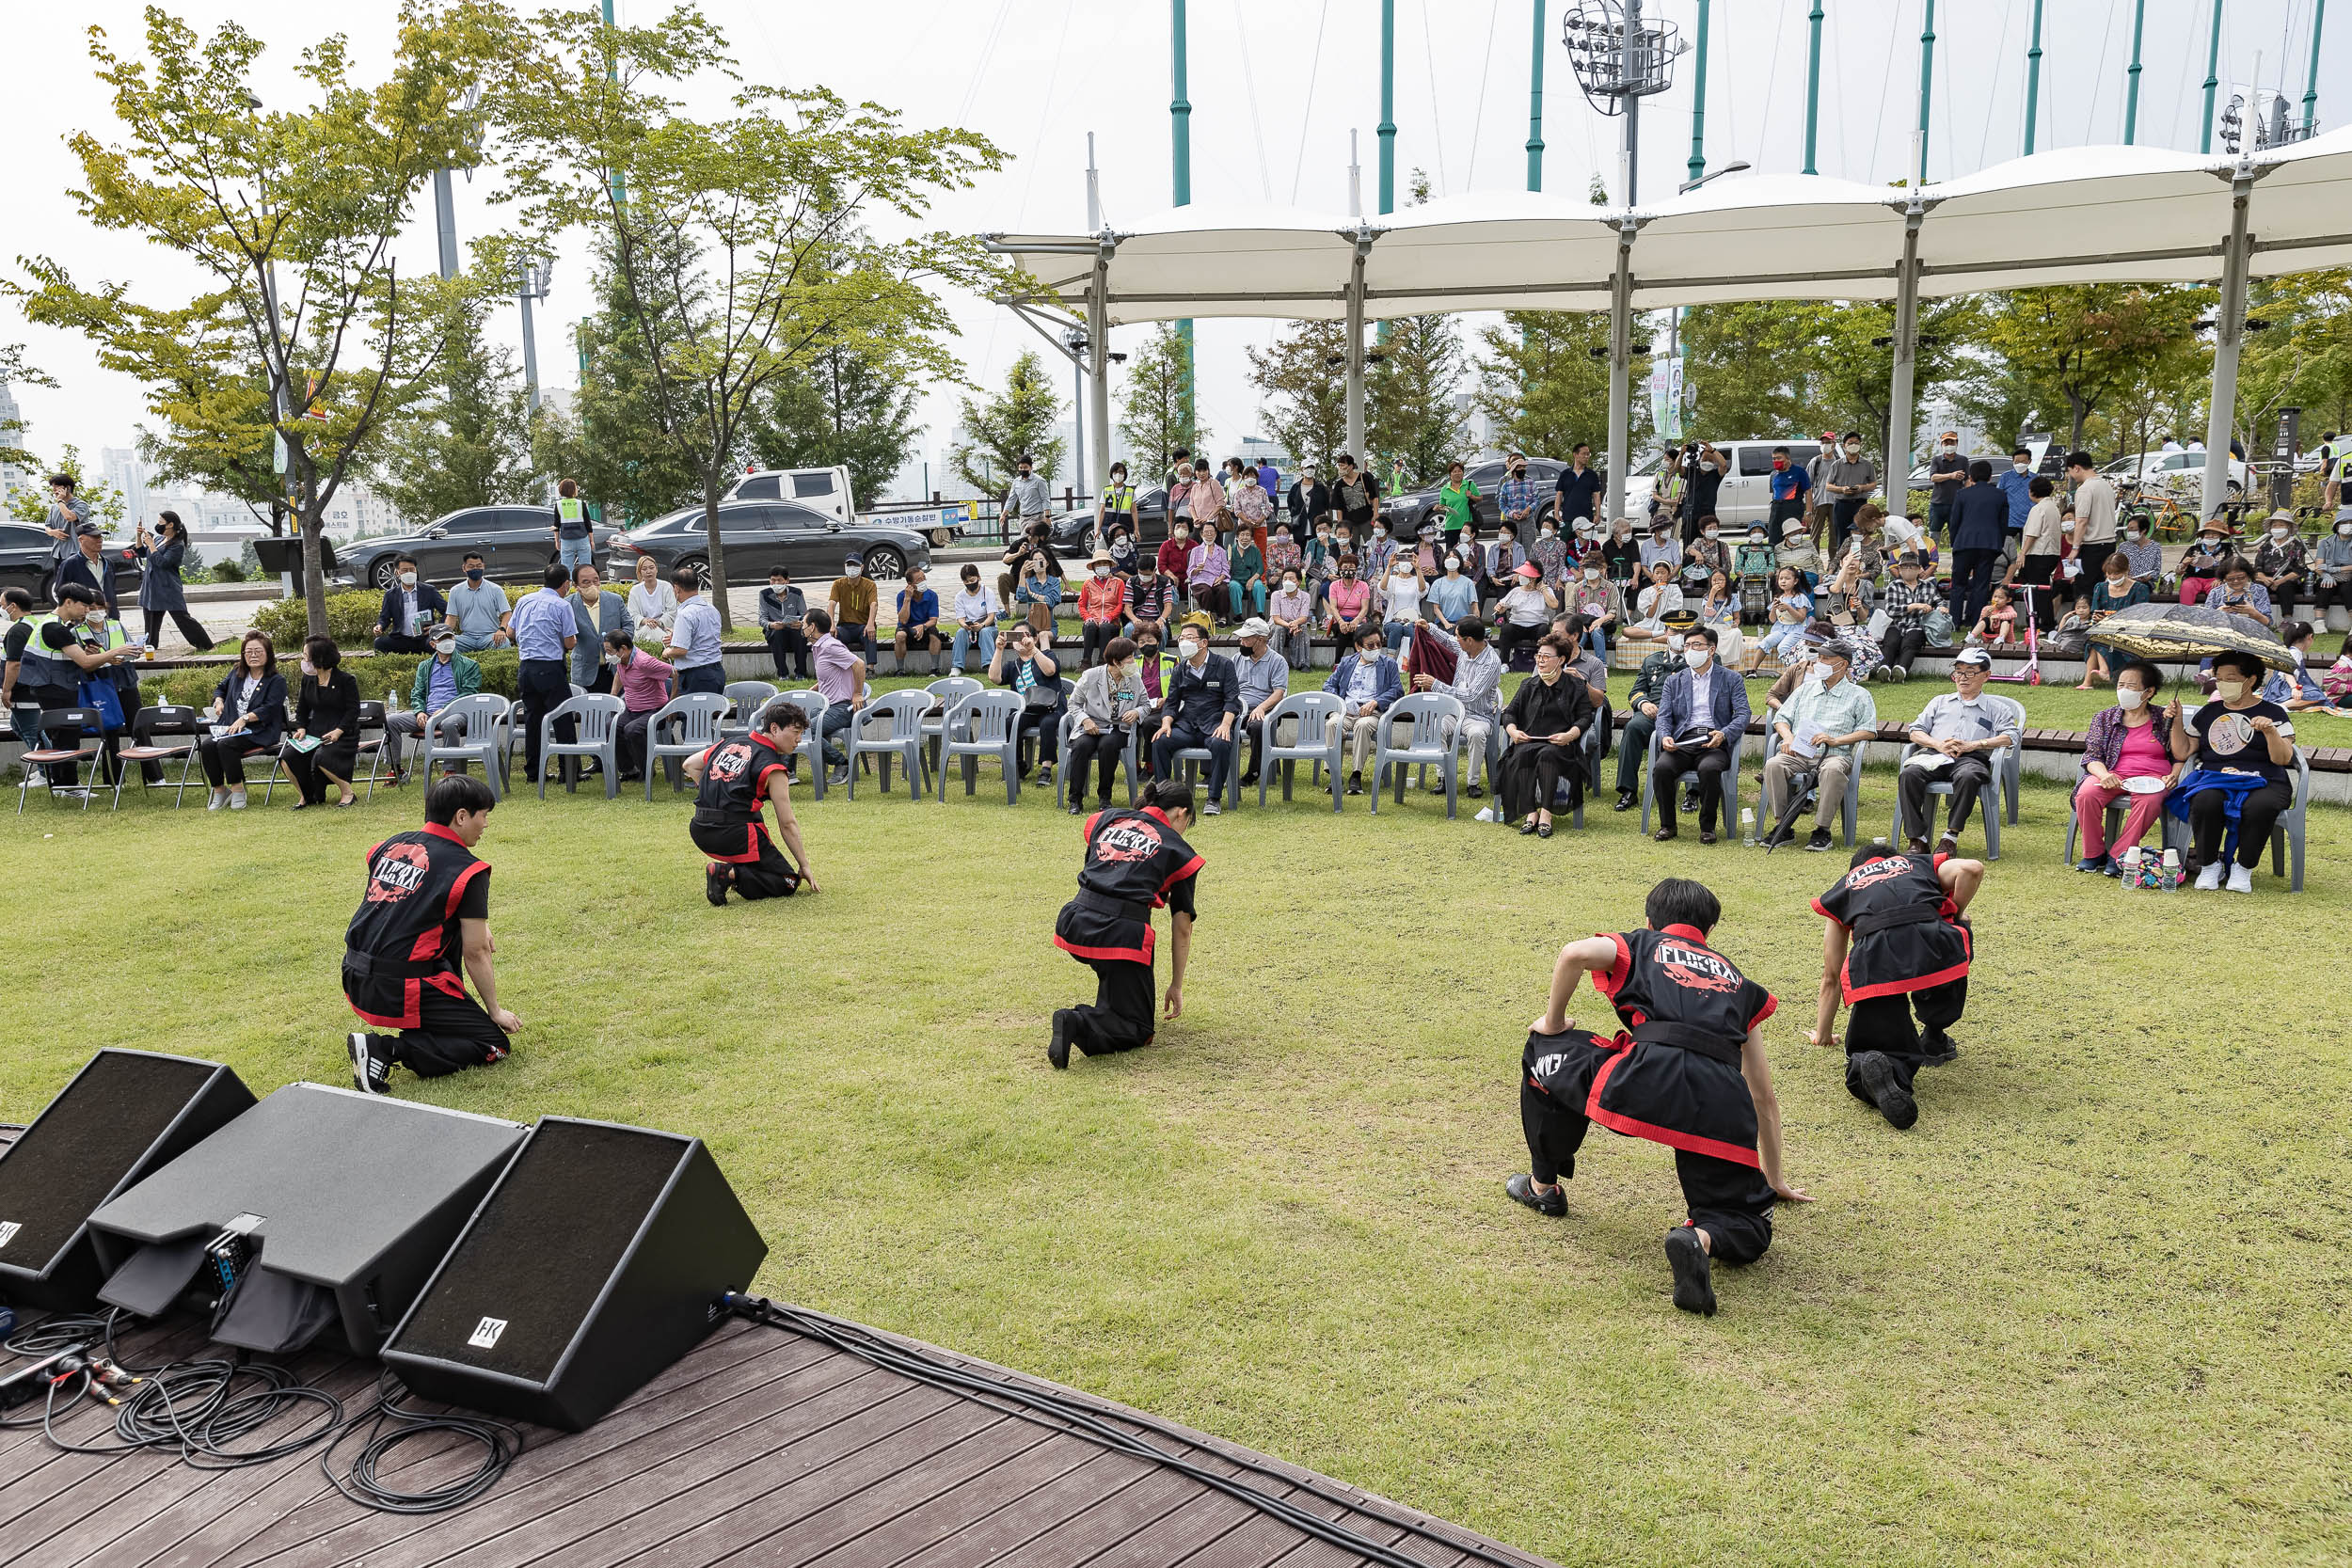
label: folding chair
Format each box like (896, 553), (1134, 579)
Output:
(1057, 706), (1138, 809)
(937, 689), (1026, 803)
(1370, 692), (1465, 818)
(1254, 690), (1346, 812)
(16, 707), (105, 814)
(416, 693), (514, 800)
(111, 704), (202, 809)
(538, 692), (626, 799)
(644, 692), (731, 799)
(847, 689), (931, 800)
(352, 701), (390, 801)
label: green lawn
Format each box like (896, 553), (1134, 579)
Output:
(5, 768), (2347, 1566)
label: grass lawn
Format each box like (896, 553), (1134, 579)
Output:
(5, 757), (2348, 1566)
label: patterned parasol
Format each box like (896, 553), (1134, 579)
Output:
(2085, 600), (2296, 671)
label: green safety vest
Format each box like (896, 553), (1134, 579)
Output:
(556, 496), (590, 535)
(11, 613), (108, 692)
(1102, 483), (1135, 515)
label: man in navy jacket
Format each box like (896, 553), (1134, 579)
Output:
(1649, 625), (1750, 843)
(1947, 460), (2010, 631)
(374, 555), (450, 655)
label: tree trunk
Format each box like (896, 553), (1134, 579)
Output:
(701, 476), (733, 632)
(2067, 392), (2090, 451)
(300, 508), (328, 641)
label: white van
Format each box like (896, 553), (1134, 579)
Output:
(723, 466), (855, 523)
(1623, 437), (1832, 528)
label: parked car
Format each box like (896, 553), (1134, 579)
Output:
(612, 499), (931, 589)
(0, 523), (145, 609)
(1381, 457), (1571, 536)
(2102, 449), (2249, 499)
(340, 505), (625, 590)
(1049, 486), (1178, 553)
(724, 466), (855, 523)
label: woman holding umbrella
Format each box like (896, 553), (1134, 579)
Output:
(2168, 648), (2297, 894)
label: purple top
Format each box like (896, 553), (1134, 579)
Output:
(813, 631), (862, 705)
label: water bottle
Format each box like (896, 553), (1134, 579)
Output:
(2161, 847), (2182, 890)
(2120, 846), (2141, 887)
(1740, 806), (1756, 847)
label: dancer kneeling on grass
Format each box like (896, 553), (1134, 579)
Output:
(1807, 841), (1983, 1130)
(682, 702), (821, 906)
(1049, 778), (1203, 1069)
(1504, 879), (1809, 1316)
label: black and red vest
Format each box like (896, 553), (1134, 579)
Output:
(343, 824), (488, 1029)
(1592, 925), (1778, 1051)
(1053, 806), (1204, 964)
(691, 734), (791, 862)
(1812, 851), (1972, 1002)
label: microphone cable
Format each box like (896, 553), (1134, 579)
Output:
(315, 1368), (521, 1515)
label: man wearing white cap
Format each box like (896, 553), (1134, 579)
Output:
(1897, 649), (2013, 855)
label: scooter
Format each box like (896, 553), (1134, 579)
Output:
(1986, 582), (2042, 686)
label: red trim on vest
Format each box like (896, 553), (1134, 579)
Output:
(1590, 931), (1633, 999)
(1055, 929), (1155, 964)
(444, 858), (488, 919)
(1158, 854), (1205, 895)
(1082, 809), (1103, 839)
(348, 983), (420, 1031)
(1582, 1044), (1763, 1169)
(422, 822), (469, 847)
(1810, 895), (1842, 926)
(709, 822), (771, 864)
(1749, 991), (1778, 1028)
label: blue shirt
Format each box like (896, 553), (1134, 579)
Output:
(1769, 466), (1809, 501)
(426, 657), (458, 711)
(670, 594), (724, 669)
(1427, 574), (1476, 621)
(510, 587), (575, 662)
(1994, 467), (2035, 531)
(898, 586), (939, 627)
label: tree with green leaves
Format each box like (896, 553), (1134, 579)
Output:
(2233, 268), (2352, 452)
(1246, 320), (1348, 471)
(1118, 323), (1208, 482)
(1475, 310), (1623, 457)
(12, 6), (507, 636)
(948, 349), (1063, 496)
(369, 295), (535, 525)
(495, 4), (1005, 625)
(745, 341), (922, 503)
(530, 244), (708, 527)
(3, 444), (128, 527)
(1974, 284), (2212, 451)
(1367, 314), (1466, 488)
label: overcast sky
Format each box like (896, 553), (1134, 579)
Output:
(6, 0), (2344, 494)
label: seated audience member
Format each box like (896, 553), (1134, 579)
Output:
(1427, 545), (1478, 629)
(385, 633), (480, 783)
(1496, 632), (1596, 837)
(1266, 565), (1316, 672)
(1380, 550), (1426, 653)
(1600, 516), (1644, 584)
(1565, 558), (1625, 657)
(281, 635), (361, 809)
(1185, 516), (1233, 626)
(570, 562), (631, 695)
(949, 562), (1003, 673)
(13, 583), (138, 791)
(758, 565), (810, 680)
(1760, 639), (1877, 851)
(1321, 623), (1402, 796)
(1125, 558), (1175, 648)
(2117, 515), (2165, 591)
(2204, 558), (2274, 629)
(628, 552), (680, 646)
(2311, 513), (2352, 621)
(373, 556), (447, 654)
(1878, 553), (1939, 680)
(808, 607), (867, 784)
(894, 563), (944, 675)
(1693, 568), (1741, 665)
(1494, 562), (1560, 664)
(1647, 625), (1748, 843)
(1898, 649), (2014, 854)
(610, 630), (675, 782)
(1076, 549), (1128, 667)
(2251, 509), (2307, 619)
(1966, 583), (2022, 647)
(1682, 518), (1730, 589)
(2082, 551), (2152, 688)
(1412, 613), (1502, 799)
(1065, 635), (1146, 814)
(2177, 526), (2232, 607)
(1637, 518), (1679, 578)
(2265, 620), (2328, 711)
(1757, 565), (1814, 662)
(444, 553), (512, 652)
(1230, 617), (1290, 788)
(1154, 517), (1194, 614)
(2169, 648), (2297, 893)
(1104, 520), (1140, 579)
(1149, 622), (1239, 810)
(1325, 554), (1375, 645)
(1613, 610), (1694, 811)
(1229, 528), (1268, 620)
(2044, 595), (2094, 661)
(1775, 517), (1822, 584)
(829, 552), (879, 654)
(1624, 560), (1683, 643)
(2073, 659), (2178, 874)
(992, 621), (1067, 785)
(1263, 520), (1304, 598)
(199, 629), (288, 811)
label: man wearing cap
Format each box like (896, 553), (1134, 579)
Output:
(1898, 650), (2014, 855)
(1229, 618), (1290, 787)
(827, 552), (879, 657)
(892, 563), (943, 675)
(1927, 432), (1967, 544)
(39, 474), (96, 602)
(55, 523), (125, 619)
(1761, 640), (1878, 852)
(1075, 547), (1127, 668)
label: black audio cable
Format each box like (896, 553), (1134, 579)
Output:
(315, 1368), (521, 1515)
(728, 1295), (1536, 1568)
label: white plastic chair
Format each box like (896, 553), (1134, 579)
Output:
(721, 680), (779, 741)
(1371, 692), (1465, 818)
(847, 690), (931, 800)
(644, 692), (730, 799)
(920, 675), (983, 771)
(417, 693), (513, 799)
(538, 693), (626, 799)
(771, 689), (831, 800)
(1254, 691), (1346, 812)
(937, 689), (1026, 803)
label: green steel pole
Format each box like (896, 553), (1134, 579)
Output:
(2201, 1), (2224, 152)
(603, 0), (624, 206)
(2023, 0), (2044, 153)
(2123, 0), (2147, 143)
(1915, 0), (1935, 186)
(1378, 0), (1395, 214)
(1686, 0), (1710, 185)
(1526, 0), (1545, 190)
(2304, 0), (2328, 134)
(1804, 1), (1824, 174)
(1171, 0), (1194, 432)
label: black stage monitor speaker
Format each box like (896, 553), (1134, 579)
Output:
(0, 1051), (256, 1311)
(86, 1082), (527, 1356)
(384, 1118), (766, 1432)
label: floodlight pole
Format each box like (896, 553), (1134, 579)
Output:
(1914, 0), (1935, 188)
(2123, 0), (2147, 144)
(1526, 0), (1546, 190)
(1086, 135), (1111, 503)
(2304, 1), (2328, 135)
(2022, 0), (2044, 155)
(1685, 0), (1710, 185)
(432, 170), (460, 279)
(1620, 0), (1644, 208)
(1379, 0), (1396, 215)
(1886, 198), (1929, 499)
(518, 261), (551, 415)
(2201, 164), (2265, 521)
(1804, 0), (1824, 174)
(1170, 0), (1195, 434)
(2201, 2), (2226, 153)
(1604, 216), (1636, 528)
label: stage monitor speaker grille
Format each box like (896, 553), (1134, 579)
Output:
(0, 1052), (255, 1311)
(385, 1118), (765, 1432)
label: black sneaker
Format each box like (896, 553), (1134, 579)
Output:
(1345, 772), (1364, 796)
(1504, 1173), (1566, 1217)
(1852, 1050), (1918, 1130)
(706, 862), (731, 907)
(1918, 1028), (1961, 1066)
(1805, 828), (1834, 852)
(1664, 1226), (1716, 1317)
(347, 1032), (393, 1096)
(1613, 791), (1637, 812)
(1048, 1010), (1073, 1070)
(1762, 826), (1797, 850)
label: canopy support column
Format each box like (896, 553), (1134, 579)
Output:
(1604, 217), (1636, 529)
(1088, 237), (1113, 500)
(1345, 230), (1371, 462)
(1885, 199), (1927, 515)
(2202, 165), (2262, 521)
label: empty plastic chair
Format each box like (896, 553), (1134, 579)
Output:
(936, 689), (1026, 803)
(771, 689), (831, 800)
(643, 692), (731, 799)
(538, 692), (626, 800)
(16, 707), (106, 814)
(1253, 690), (1347, 812)
(1370, 693), (1465, 818)
(847, 689), (931, 800)
(721, 680), (779, 742)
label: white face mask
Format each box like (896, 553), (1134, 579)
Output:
(1943, 444), (1958, 453)
(2271, 527), (2290, 540)
(1178, 639), (1200, 659)
(2200, 538), (2222, 551)
(1844, 444), (1862, 456)
(2215, 679), (2248, 702)
(2126, 530), (2145, 541)
(1666, 634), (1686, 652)
(844, 563), (862, 578)
(2339, 523), (2352, 536)
(399, 572), (417, 588)
(1094, 565), (1110, 578)
(2013, 462), (2028, 473)
(1444, 557), (1461, 572)
(1682, 647), (1708, 669)
(299, 658), (314, 675)
(432, 639), (455, 657)
(1281, 578), (1298, 592)
(1703, 529), (1718, 540)
(2117, 686), (2147, 710)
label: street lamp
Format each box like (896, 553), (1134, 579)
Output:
(1659, 159), (1750, 438)
(1676, 158), (1750, 195)
(517, 257), (554, 416)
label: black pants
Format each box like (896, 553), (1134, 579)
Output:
(1880, 624), (1927, 672)
(199, 732), (271, 787)
(691, 818), (801, 899)
(1057, 955), (1157, 1056)
(374, 633), (434, 656)
(617, 708), (657, 777)
(1081, 619), (1121, 666)
(2074, 541), (2115, 590)
(358, 985), (511, 1079)
(1016, 704), (1063, 771)
(1770, 498), (1808, 536)
(1152, 722), (1232, 799)
(1846, 980), (1966, 1102)
(1499, 739), (1581, 819)
(1518, 1071), (1774, 1265)
(1066, 725), (1128, 804)
(143, 607), (215, 652)
(1650, 744), (1730, 832)
(1831, 497), (1865, 558)
(1497, 622), (1547, 666)
(1950, 548), (2001, 628)
(1614, 712), (1655, 796)
(2310, 577), (2352, 616)
(2187, 781), (2294, 869)
(282, 739), (359, 804)
(2011, 554), (2059, 630)
(1899, 754), (1994, 841)
(1928, 499), (1953, 544)
(517, 657), (573, 783)
(764, 625), (810, 679)
(2264, 575), (2304, 621)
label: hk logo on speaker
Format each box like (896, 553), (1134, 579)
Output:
(469, 1316), (508, 1349)
(0, 1221), (18, 1249)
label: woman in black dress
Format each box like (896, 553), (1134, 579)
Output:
(1497, 632), (1597, 837)
(283, 635), (362, 808)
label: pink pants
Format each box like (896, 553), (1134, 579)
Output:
(2074, 775), (2169, 858)
(2179, 577), (2216, 606)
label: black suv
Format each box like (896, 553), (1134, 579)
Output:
(340, 506), (623, 590)
(612, 500), (932, 589)
(1381, 457), (1571, 536)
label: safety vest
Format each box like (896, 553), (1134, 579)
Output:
(1102, 482), (1135, 516)
(12, 613), (87, 692)
(556, 496), (590, 536)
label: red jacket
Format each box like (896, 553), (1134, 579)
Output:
(1079, 575), (1126, 621)
(1155, 537), (1191, 578)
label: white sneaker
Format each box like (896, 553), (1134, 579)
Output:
(229, 792), (247, 810)
(2194, 862), (2225, 891)
(207, 790), (228, 811)
(2225, 863), (2255, 895)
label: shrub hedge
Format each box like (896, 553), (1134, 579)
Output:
(139, 648), (523, 709)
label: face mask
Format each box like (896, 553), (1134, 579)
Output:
(2060, 520), (2074, 533)
(2126, 530), (2145, 541)
(2271, 527), (2290, 540)
(845, 563), (862, 578)
(1316, 530), (1330, 541)
(1943, 444), (1958, 454)
(1275, 531), (1290, 543)
(299, 658), (314, 675)
(1094, 565), (1110, 578)
(2201, 537), (2222, 550)
(2339, 524), (2352, 536)
(465, 567), (485, 581)
(1539, 526), (1556, 538)
(1703, 529), (1718, 540)
(1667, 634), (1686, 652)
(432, 639), (455, 657)
(1845, 444), (1862, 456)
(1444, 557), (1461, 572)
(1682, 647), (1708, 669)
(2117, 687), (2147, 710)
(1511, 466), (1527, 478)
(2013, 462), (2028, 473)
(1178, 640), (1200, 659)
(2215, 679), (2248, 702)
(1772, 458), (1788, 471)
(399, 572), (417, 588)
(1282, 578), (1298, 592)
(1174, 529), (1190, 541)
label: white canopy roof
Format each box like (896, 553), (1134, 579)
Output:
(989, 132), (2352, 324)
